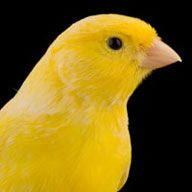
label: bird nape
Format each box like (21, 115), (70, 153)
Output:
(0, 14), (181, 192)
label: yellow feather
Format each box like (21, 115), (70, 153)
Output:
(0, 14), (157, 191)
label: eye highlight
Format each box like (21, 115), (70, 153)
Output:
(107, 37), (123, 50)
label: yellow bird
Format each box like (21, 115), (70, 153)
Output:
(0, 14), (181, 192)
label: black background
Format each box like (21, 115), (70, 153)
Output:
(0, 0), (191, 191)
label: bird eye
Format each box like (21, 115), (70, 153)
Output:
(107, 37), (123, 50)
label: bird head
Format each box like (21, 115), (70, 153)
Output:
(49, 14), (181, 105)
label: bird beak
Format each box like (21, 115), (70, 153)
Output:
(140, 39), (182, 69)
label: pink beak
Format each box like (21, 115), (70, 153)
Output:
(140, 39), (182, 69)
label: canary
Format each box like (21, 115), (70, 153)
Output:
(0, 14), (181, 192)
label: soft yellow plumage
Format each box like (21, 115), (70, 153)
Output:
(0, 14), (180, 192)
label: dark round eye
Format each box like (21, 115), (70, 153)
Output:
(107, 37), (123, 50)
